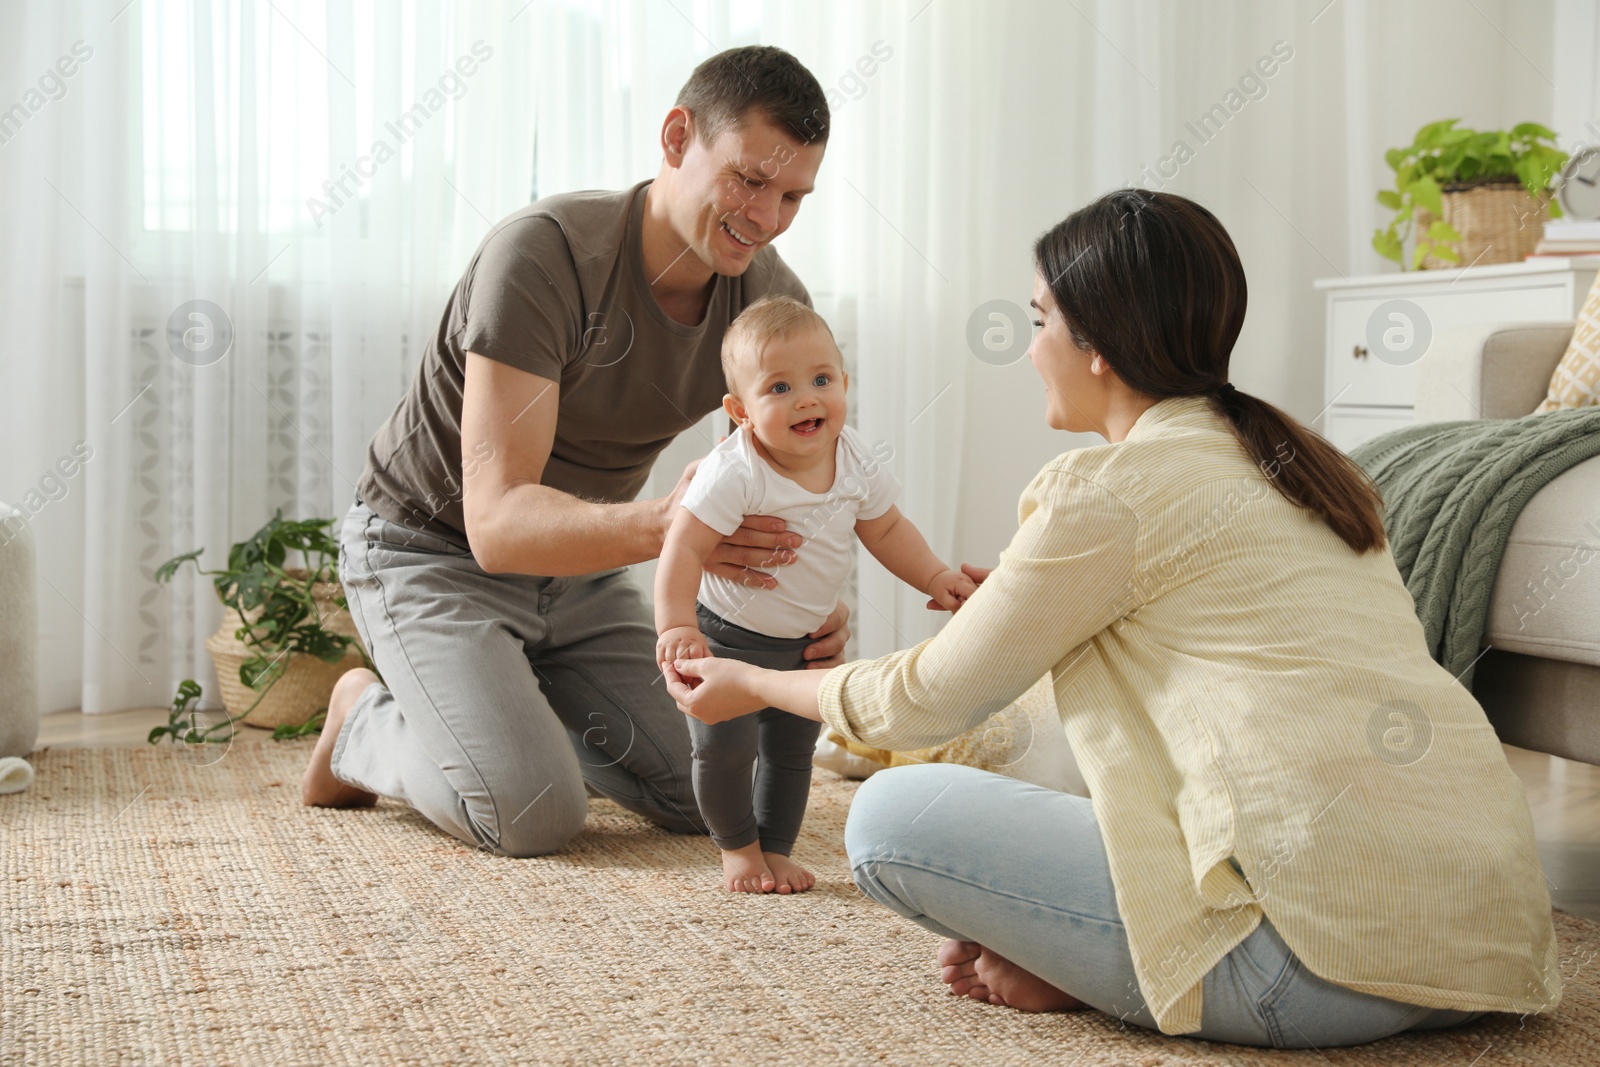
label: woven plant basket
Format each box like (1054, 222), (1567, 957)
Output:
(204, 569), (368, 730)
(1413, 179), (1549, 270)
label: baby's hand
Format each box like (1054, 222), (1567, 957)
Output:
(925, 569), (979, 613)
(657, 626), (710, 671)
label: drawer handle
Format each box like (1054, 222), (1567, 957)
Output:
(1352, 344), (1369, 360)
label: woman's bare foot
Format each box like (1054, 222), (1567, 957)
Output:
(300, 668), (380, 808)
(938, 939), (1088, 1012)
(720, 842), (777, 893)
(763, 852), (815, 894)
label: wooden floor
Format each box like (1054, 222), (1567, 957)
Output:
(33, 707), (1600, 922)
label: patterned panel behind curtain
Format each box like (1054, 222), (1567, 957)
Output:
(126, 320), (196, 684)
(113, 292), (420, 703)
(115, 319), (368, 684)
(264, 329), (332, 512)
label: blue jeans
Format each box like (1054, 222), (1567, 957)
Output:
(845, 764), (1487, 1049)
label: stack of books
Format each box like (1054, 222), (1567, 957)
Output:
(1530, 219), (1600, 257)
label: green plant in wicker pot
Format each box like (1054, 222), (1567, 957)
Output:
(149, 510), (375, 747)
(1373, 119), (1568, 270)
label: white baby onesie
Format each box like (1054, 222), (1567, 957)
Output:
(680, 423), (902, 639)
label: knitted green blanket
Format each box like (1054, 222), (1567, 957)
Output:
(1350, 407), (1600, 687)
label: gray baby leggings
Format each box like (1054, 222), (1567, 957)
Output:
(689, 603), (822, 855)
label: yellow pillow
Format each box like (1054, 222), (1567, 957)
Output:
(817, 673), (1089, 795)
(1537, 271), (1600, 412)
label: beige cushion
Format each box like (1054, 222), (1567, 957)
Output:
(821, 673), (1090, 796)
(1484, 456), (1600, 666)
(1416, 323), (1573, 423)
(1536, 272), (1600, 411)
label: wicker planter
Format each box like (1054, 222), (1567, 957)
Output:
(1413, 179), (1550, 270)
(204, 570), (368, 730)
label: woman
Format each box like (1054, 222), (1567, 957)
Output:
(665, 190), (1562, 1048)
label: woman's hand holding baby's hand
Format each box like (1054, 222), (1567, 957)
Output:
(656, 626), (710, 674)
(925, 569), (979, 613)
(960, 562), (992, 587)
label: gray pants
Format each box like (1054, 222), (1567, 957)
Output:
(689, 603), (822, 855)
(330, 498), (705, 857)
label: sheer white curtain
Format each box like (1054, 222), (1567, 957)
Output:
(1, 0), (747, 714)
(0, 0), (1564, 713)
(749, 2), (993, 660)
(940, 0), (1557, 571)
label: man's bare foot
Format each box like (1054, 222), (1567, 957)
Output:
(763, 852), (815, 894)
(300, 668), (380, 808)
(938, 939), (1088, 1012)
(720, 842), (777, 893)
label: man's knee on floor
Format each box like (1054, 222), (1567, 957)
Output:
(644, 801), (707, 837)
(473, 779), (589, 858)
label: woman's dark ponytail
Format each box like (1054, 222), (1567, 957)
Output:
(1207, 387), (1386, 553)
(1035, 190), (1386, 554)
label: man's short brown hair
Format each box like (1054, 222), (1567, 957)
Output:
(721, 295), (838, 393)
(676, 46), (829, 147)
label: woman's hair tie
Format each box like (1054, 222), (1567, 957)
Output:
(1214, 382), (1236, 397)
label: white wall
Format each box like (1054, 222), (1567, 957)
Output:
(952, 0), (1564, 571)
(1553, 0), (1600, 150)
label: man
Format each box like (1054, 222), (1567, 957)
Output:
(299, 46), (845, 859)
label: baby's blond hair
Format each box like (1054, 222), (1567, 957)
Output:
(721, 295), (839, 394)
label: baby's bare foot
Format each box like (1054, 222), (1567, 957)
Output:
(937, 939), (1087, 1012)
(762, 852), (815, 894)
(300, 668), (380, 808)
(721, 843), (776, 893)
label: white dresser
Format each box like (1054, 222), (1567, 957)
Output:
(1315, 257), (1599, 451)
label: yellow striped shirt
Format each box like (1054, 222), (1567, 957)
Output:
(818, 396), (1561, 1034)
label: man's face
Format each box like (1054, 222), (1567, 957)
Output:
(672, 111), (824, 276)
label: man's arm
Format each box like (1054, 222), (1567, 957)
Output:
(462, 352), (668, 575)
(461, 352), (811, 578)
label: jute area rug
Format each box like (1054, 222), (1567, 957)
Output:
(4, 743), (1597, 1066)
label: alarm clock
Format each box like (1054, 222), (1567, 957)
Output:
(1557, 145), (1600, 219)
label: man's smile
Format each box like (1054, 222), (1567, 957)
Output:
(720, 217), (760, 249)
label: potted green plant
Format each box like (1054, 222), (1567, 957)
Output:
(148, 510), (374, 747)
(1373, 119), (1568, 270)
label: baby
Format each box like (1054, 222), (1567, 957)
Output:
(655, 295), (975, 894)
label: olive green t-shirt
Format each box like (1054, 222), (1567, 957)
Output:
(356, 180), (811, 552)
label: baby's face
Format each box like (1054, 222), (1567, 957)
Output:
(729, 324), (848, 462)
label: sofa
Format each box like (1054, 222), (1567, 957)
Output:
(1414, 322), (1600, 766)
